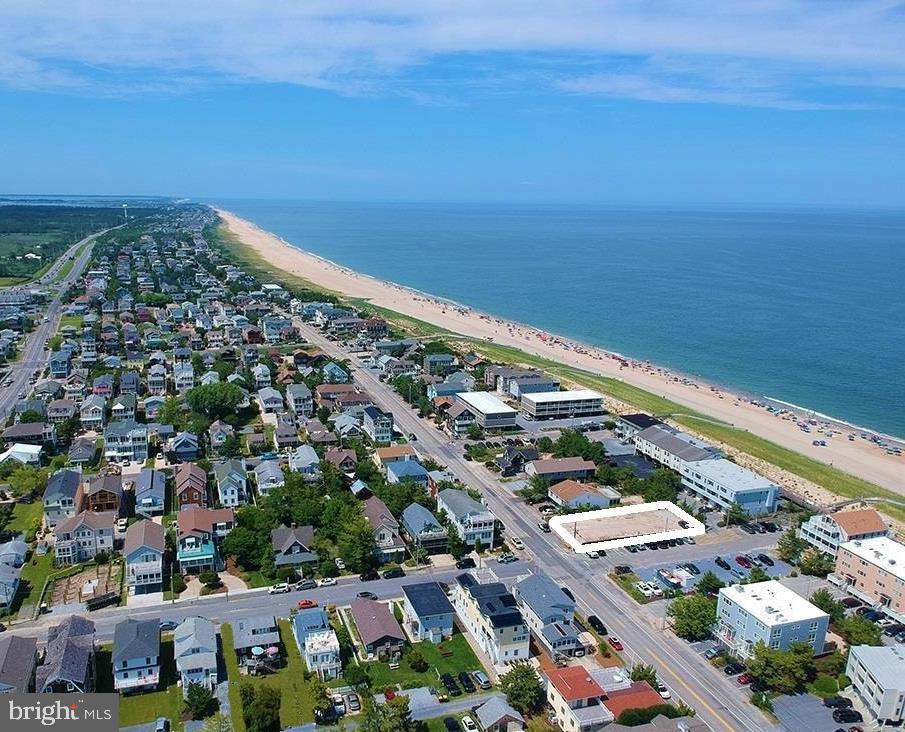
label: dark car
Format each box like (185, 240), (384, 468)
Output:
(159, 620), (178, 632)
(295, 579), (317, 590)
(356, 591), (378, 600)
(382, 567), (405, 579)
(735, 555), (753, 568)
(739, 523), (757, 534)
(560, 586), (575, 601)
(359, 570), (379, 582)
(883, 623), (905, 636)
(756, 554), (775, 567)
(457, 671), (476, 693)
(587, 615), (607, 635)
(841, 597), (864, 609)
(614, 565), (632, 575)
(456, 557), (476, 569)
(724, 662), (745, 676)
(832, 709), (863, 724)
(762, 521), (779, 532)
(715, 557), (731, 570)
(684, 563), (701, 575)
(443, 718), (461, 732)
(824, 697), (854, 709)
(441, 673), (461, 697)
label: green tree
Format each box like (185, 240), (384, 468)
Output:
(616, 706), (682, 726)
(466, 423), (483, 440)
(7, 465), (48, 498)
(629, 663), (658, 686)
(499, 662), (544, 714)
(745, 641), (815, 694)
(184, 682), (217, 719)
(798, 549), (835, 577)
(159, 396), (183, 429)
(667, 594), (717, 641)
(359, 695), (418, 732)
(186, 382), (245, 421)
(724, 502), (750, 526)
(641, 469), (682, 503)
(746, 566), (770, 583)
(246, 684), (281, 732)
(338, 516), (377, 572)
(344, 662), (370, 688)
(809, 589), (845, 625)
(18, 410), (44, 423)
(309, 676), (333, 720)
(696, 571), (725, 595)
(776, 528), (807, 563)
(837, 614), (883, 646)
(406, 646), (428, 672)
(516, 474), (549, 504)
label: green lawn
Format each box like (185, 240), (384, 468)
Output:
(0, 277), (27, 287)
(57, 314), (84, 330)
(610, 572), (650, 605)
(358, 632), (483, 692)
(96, 641), (186, 732)
(12, 552), (55, 617)
(220, 619), (315, 730)
(8, 499), (43, 534)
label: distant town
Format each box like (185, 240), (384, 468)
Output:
(0, 203), (900, 732)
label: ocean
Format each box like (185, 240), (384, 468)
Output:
(213, 199), (905, 438)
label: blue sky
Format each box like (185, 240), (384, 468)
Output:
(0, 1), (903, 206)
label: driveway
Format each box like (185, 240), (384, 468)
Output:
(772, 694), (842, 732)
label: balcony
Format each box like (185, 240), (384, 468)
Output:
(568, 702), (614, 729)
(115, 670), (160, 691)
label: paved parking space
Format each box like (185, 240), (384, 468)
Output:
(772, 693), (843, 732)
(633, 551), (794, 593)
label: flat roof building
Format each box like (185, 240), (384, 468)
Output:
(680, 458), (779, 516)
(715, 581), (828, 660)
(454, 392), (518, 431)
(847, 644), (905, 724)
(634, 424), (720, 472)
(519, 389), (605, 420)
(835, 537), (905, 622)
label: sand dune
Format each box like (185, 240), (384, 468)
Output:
(217, 208), (904, 506)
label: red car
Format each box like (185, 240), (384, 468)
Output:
(737, 673), (753, 685)
(735, 555), (752, 568)
(297, 599), (319, 609)
(608, 636), (624, 651)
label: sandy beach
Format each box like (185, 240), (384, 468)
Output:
(217, 208), (904, 508)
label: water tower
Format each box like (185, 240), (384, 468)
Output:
(122, 203), (128, 221)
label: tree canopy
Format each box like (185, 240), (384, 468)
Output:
(186, 382), (245, 421)
(499, 662), (545, 714)
(667, 594), (717, 641)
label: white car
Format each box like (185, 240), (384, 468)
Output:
(510, 537), (525, 550)
(116, 518), (128, 533)
(318, 577), (337, 587)
(461, 716), (478, 732)
(268, 582), (290, 595)
(334, 557), (346, 570)
(656, 682), (671, 700)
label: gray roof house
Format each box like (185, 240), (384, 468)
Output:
(401, 581), (454, 643)
(0, 634), (38, 693)
(0, 536), (28, 568)
(174, 617), (219, 696)
(134, 468), (166, 517)
(254, 460), (286, 497)
(112, 617), (161, 693)
(288, 444), (320, 479)
(43, 468), (83, 528)
(270, 525), (318, 568)
(124, 520), (165, 595)
(362, 496), (406, 563)
(401, 503), (448, 554)
(36, 615), (96, 693)
(475, 697), (525, 732)
(232, 614), (280, 659)
(512, 572), (584, 658)
(437, 489), (497, 548)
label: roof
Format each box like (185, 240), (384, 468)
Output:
(401, 503), (443, 535)
(232, 614), (279, 650)
(135, 468), (166, 499)
(362, 496), (399, 531)
(840, 536), (905, 582)
(176, 462), (207, 492)
(124, 519), (165, 556)
(547, 665), (604, 702)
(475, 697), (524, 729)
(255, 460), (285, 483)
(55, 511), (116, 535)
(683, 458), (778, 493)
(350, 598), (405, 646)
(387, 460), (428, 480)
(438, 489), (491, 520)
(112, 618), (160, 665)
(402, 582), (453, 617)
(830, 508), (889, 538)
(455, 573), (523, 628)
(602, 681), (665, 718)
(719, 581), (828, 625)
(35, 615), (95, 692)
(271, 524), (315, 553)
(635, 425), (718, 463)
(174, 617), (217, 670)
(849, 645), (905, 690)
(455, 391), (517, 416)
(0, 635), (37, 693)
(86, 473), (122, 498)
(521, 389), (603, 404)
(549, 479), (611, 502)
(514, 572), (574, 619)
(528, 457), (596, 474)
(44, 468), (81, 501)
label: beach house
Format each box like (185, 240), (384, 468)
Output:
(438, 489), (497, 548)
(401, 581), (454, 642)
(174, 617), (219, 697)
(124, 520), (165, 594)
(112, 618), (160, 694)
(452, 572), (529, 664)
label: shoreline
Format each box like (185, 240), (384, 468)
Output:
(213, 206), (905, 503)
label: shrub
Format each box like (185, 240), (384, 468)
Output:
(172, 574), (187, 594)
(809, 674), (838, 697)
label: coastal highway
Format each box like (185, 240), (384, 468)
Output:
(291, 316), (779, 732)
(0, 227), (114, 423)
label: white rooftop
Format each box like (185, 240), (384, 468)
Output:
(720, 580), (827, 625)
(305, 629), (339, 654)
(456, 391), (517, 416)
(521, 389), (603, 404)
(850, 645), (905, 690)
(684, 458), (779, 492)
(840, 536), (905, 582)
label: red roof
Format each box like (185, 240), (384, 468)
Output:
(602, 681), (664, 717)
(546, 666), (604, 702)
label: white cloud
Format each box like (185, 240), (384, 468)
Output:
(0, 1), (903, 107)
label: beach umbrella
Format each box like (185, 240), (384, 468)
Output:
(251, 646), (264, 656)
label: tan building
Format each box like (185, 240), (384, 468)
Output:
(834, 537), (905, 621)
(799, 508), (890, 558)
(451, 572), (529, 665)
(545, 665), (613, 732)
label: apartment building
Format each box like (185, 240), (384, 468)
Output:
(834, 537), (905, 621)
(452, 572), (529, 664)
(799, 508), (891, 558)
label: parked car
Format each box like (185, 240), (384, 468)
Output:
(346, 693), (360, 711)
(739, 523), (757, 534)
(735, 555), (753, 568)
(757, 553), (775, 567)
(723, 662), (745, 676)
(656, 682), (671, 699)
(737, 673), (753, 685)
(357, 591), (377, 600)
(461, 716), (478, 732)
(458, 671), (476, 693)
(268, 583), (290, 595)
(704, 647), (725, 660)
(318, 577), (337, 587)
(614, 565), (632, 575)
(443, 718), (461, 732)
(560, 586), (575, 601)
(883, 623), (905, 636)
(608, 636), (624, 651)
(472, 671), (491, 690)
(456, 557), (476, 569)
(159, 620), (178, 632)
(154, 720), (170, 732)
(683, 563), (701, 575)
(587, 615), (607, 635)
(840, 597), (863, 609)
(498, 553), (518, 564)
(294, 579), (317, 591)
(382, 567), (405, 579)
(715, 557), (731, 570)
(832, 709), (863, 724)
(334, 557), (346, 570)
(359, 570), (380, 582)
(824, 697), (853, 709)
(297, 599), (318, 609)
